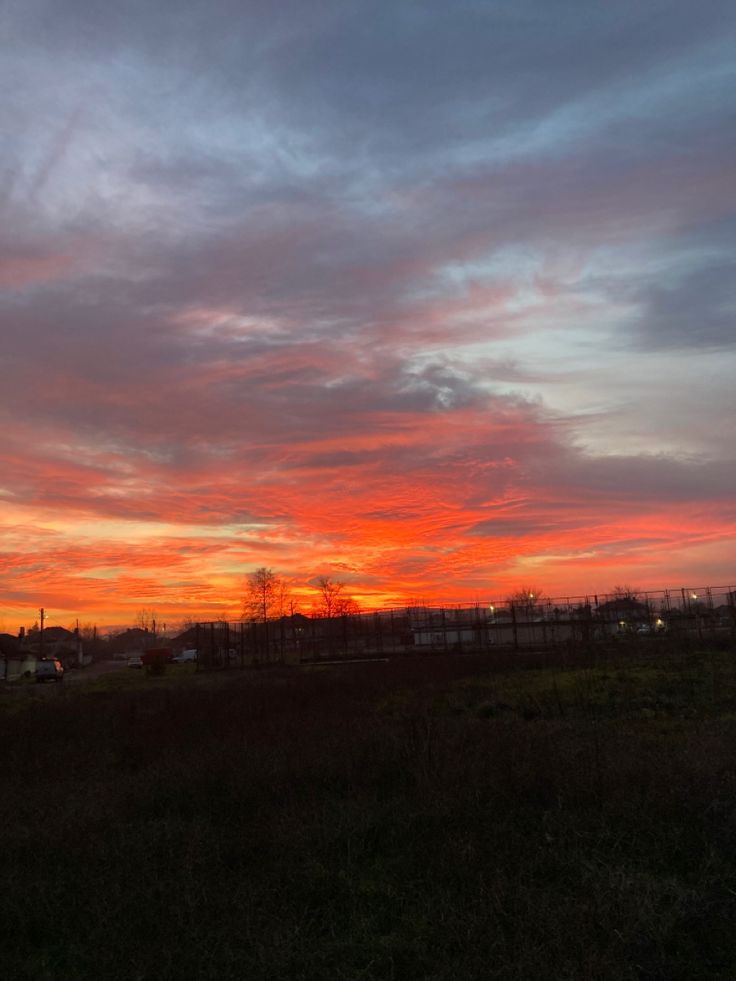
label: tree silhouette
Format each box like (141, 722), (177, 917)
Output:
(506, 586), (543, 614)
(243, 568), (289, 622)
(314, 576), (359, 617)
(610, 585), (640, 602)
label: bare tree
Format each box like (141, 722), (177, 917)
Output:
(135, 608), (157, 632)
(243, 568), (290, 622)
(78, 622), (96, 640)
(610, 585), (640, 601)
(506, 586), (544, 615)
(338, 595), (360, 616)
(314, 576), (359, 617)
(77, 622), (106, 657)
(275, 577), (295, 618)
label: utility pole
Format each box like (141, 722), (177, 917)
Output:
(39, 607), (45, 659)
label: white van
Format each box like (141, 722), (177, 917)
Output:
(172, 649), (198, 664)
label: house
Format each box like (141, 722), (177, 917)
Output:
(25, 626), (88, 667)
(108, 627), (158, 657)
(712, 604), (736, 628)
(596, 597), (654, 634)
(1, 632), (37, 681)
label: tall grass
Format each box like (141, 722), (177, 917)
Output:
(2, 647), (735, 980)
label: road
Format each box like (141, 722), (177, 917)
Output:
(1, 659), (129, 698)
(63, 659), (130, 685)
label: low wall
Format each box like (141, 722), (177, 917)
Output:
(1, 655), (38, 682)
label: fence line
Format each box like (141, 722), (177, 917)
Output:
(192, 583), (736, 668)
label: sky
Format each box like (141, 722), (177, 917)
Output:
(1, 0), (735, 630)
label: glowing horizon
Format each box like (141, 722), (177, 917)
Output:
(2, 2), (735, 633)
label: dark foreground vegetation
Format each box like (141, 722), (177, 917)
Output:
(2, 642), (736, 981)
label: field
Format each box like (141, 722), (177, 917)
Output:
(2, 641), (736, 980)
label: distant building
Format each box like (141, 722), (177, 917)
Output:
(596, 597), (653, 634)
(108, 627), (157, 656)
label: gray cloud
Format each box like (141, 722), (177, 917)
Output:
(631, 261), (736, 350)
(1, 0), (735, 608)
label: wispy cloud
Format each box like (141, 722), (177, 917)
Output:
(1, 0), (735, 626)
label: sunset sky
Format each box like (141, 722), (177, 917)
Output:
(2, 1), (735, 630)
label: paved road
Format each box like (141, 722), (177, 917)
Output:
(63, 659), (130, 685)
(1, 659), (129, 698)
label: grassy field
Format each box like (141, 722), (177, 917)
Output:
(2, 642), (736, 980)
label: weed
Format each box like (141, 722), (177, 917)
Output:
(1, 647), (735, 980)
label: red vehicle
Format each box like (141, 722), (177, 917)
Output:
(141, 648), (173, 670)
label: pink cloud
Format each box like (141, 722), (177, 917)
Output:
(0, 251), (75, 288)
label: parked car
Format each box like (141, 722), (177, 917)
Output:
(127, 655), (143, 669)
(36, 659), (64, 683)
(172, 649), (198, 664)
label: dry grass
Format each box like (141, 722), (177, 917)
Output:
(2, 645), (735, 980)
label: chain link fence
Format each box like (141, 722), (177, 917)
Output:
(193, 584), (736, 668)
